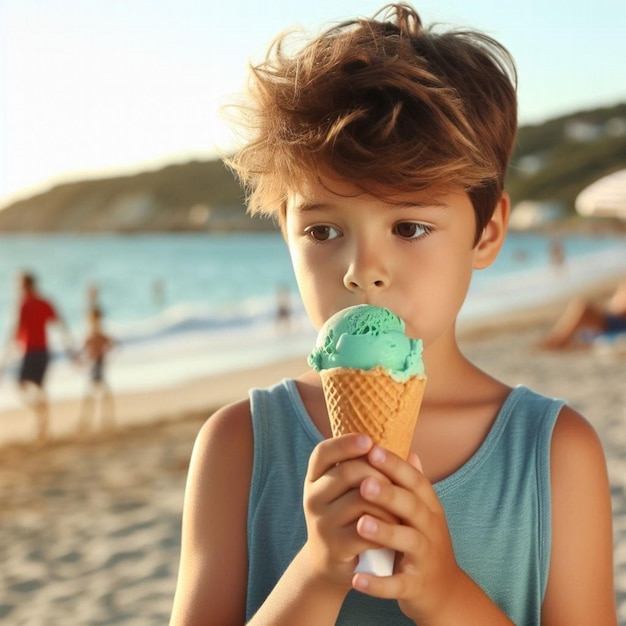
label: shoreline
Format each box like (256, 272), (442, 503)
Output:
(0, 275), (621, 450)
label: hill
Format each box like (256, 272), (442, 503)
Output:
(0, 160), (273, 233)
(506, 101), (626, 215)
(0, 102), (625, 233)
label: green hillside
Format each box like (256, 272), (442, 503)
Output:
(0, 160), (270, 233)
(0, 102), (624, 233)
(506, 102), (626, 212)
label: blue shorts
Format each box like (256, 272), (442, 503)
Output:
(91, 357), (105, 383)
(19, 350), (49, 386)
(604, 314), (626, 334)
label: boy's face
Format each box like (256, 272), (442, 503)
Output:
(284, 175), (505, 349)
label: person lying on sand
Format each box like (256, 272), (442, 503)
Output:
(538, 279), (626, 350)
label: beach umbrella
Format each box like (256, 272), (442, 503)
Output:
(575, 169), (626, 220)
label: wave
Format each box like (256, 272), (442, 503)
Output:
(0, 241), (623, 411)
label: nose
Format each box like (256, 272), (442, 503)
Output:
(342, 240), (390, 293)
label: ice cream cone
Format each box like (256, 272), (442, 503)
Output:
(309, 305), (427, 577)
(319, 364), (426, 577)
(319, 365), (426, 459)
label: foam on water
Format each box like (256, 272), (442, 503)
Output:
(0, 233), (624, 410)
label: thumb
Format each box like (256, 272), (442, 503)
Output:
(408, 451), (424, 473)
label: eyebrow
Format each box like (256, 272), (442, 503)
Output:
(388, 200), (450, 210)
(292, 199), (449, 212)
(292, 202), (326, 212)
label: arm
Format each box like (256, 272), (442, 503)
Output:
(541, 406), (617, 624)
(0, 313), (20, 379)
(169, 400), (252, 625)
(54, 315), (77, 360)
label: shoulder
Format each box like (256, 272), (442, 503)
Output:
(191, 398), (254, 481)
(550, 404), (607, 476)
(548, 404), (610, 523)
(170, 398), (253, 624)
(542, 404), (616, 624)
(548, 404), (611, 538)
(185, 398), (255, 531)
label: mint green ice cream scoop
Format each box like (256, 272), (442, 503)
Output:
(307, 304), (424, 381)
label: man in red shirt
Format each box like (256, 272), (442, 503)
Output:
(9, 272), (74, 441)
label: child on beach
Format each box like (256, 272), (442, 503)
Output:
(170, 4), (617, 624)
(78, 306), (116, 432)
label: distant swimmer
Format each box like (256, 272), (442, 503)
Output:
(275, 283), (292, 331)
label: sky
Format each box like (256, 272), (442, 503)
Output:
(1, 0), (626, 209)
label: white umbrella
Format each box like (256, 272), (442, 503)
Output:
(575, 169), (626, 220)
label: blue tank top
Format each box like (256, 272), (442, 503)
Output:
(246, 380), (563, 625)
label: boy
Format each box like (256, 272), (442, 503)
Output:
(78, 306), (116, 432)
(170, 4), (616, 624)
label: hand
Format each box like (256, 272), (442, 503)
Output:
(302, 434), (399, 591)
(351, 446), (464, 623)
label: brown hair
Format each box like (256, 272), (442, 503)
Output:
(20, 271), (36, 291)
(227, 3), (517, 243)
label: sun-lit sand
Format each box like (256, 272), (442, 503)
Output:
(0, 282), (625, 624)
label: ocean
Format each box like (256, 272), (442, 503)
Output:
(0, 231), (624, 410)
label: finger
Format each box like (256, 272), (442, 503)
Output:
(352, 568), (409, 600)
(355, 514), (423, 557)
(322, 521), (386, 566)
(307, 434), (373, 482)
(324, 487), (398, 527)
(305, 456), (389, 509)
(312, 457), (391, 507)
(367, 446), (439, 512)
(408, 451), (423, 473)
(359, 475), (431, 529)
(307, 463), (398, 530)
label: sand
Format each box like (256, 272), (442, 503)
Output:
(1, 288), (625, 624)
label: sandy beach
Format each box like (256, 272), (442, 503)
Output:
(1, 286), (625, 624)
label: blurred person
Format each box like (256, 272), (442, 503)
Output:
(275, 283), (292, 332)
(0, 271), (75, 441)
(78, 306), (116, 433)
(549, 236), (566, 274)
(538, 279), (626, 349)
(152, 278), (166, 309)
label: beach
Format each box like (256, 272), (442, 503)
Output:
(1, 287), (625, 624)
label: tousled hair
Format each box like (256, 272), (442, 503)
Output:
(226, 3), (517, 243)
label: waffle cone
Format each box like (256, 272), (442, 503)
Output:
(320, 365), (426, 459)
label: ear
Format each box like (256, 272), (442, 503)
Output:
(473, 192), (510, 270)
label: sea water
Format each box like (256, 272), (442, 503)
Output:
(0, 231), (624, 410)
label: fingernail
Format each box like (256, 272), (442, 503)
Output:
(363, 478), (380, 498)
(353, 574), (369, 590)
(361, 517), (378, 534)
(357, 435), (371, 450)
(370, 446), (386, 463)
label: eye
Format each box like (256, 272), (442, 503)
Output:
(305, 225), (341, 242)
(393, 222), (433, 239)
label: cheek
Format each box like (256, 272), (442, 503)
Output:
(287, 243), (327, 328)
(403, 247), (475, 339)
